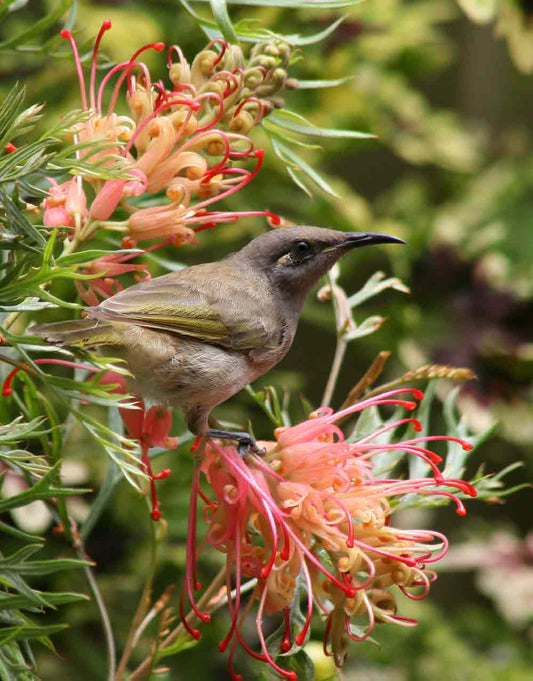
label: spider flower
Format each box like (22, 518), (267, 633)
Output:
(99, 371), (176, 520)
(74, 250), (150, 306)
(53, 22), (286, 245)
(184, 389), (476, 679)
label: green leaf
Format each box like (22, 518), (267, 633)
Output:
(270, 137), (339, 197)
(268, 110), (375, 140)
(0, 624), (68, 647)
(56, 248), (142, 267)
(209, 0), (238, 42)
(0, 462), (90, 513)
(0, 521), (44, 544)
(0, 591), (88, 611)
(297, 76), (355, 89)
(0, 0), (73, 50)
(0, 300), (57, 312)
(197, 0), (360, 7)
(347, 271), (410, 308)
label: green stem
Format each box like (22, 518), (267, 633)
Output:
(81, 459), (122, 542)
(321, 273), (349, 408)
(129, 566), (227, 681)
(321, 335), (347, 408)
(80, 554), (117, 681)
(115, 510), (161, 681)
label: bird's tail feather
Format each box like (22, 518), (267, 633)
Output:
(31, 319), (123, 347)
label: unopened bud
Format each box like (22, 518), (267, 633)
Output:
(197, 178), (221, 199)
(169, 62), (190, 86)
(166, 183), (186, 202)
(229, 110), (255, 134)
(169, 110), (198, 136)
(192, 50), (218, 76)
(263, 44), (280, 58)
(256, 55), (277, 70)
(271, 67), (287, 84)
(186, 165), (204, 181)
(206, 139), (226, 156)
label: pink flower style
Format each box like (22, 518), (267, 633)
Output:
(43, 22), (283, 246)
(184, 389), (477, 680)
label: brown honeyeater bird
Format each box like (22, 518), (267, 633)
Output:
(32, 226), (404, 452)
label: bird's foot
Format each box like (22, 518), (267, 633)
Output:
(206, 428), (265, 457)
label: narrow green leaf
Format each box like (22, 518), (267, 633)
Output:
(0, 521), (44, 544)
(209, 0), (238, 42)
(271, 137), (339, 197)
(0, 592), (88, 611)
(0, 0), (73, 49)
(297, 76), (355, 89)
(56, 248), (142, 267)
(0, 624), (68, 647)
(268, 110), (375, 140)
(288, 14), (347, 46)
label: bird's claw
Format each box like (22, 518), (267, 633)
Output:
(206, 428), (265, 458)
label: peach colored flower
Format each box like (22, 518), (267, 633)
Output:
(74, 251), (150, 306)
(56, 22), (283, 246)
(183, 389), (476, 679)
(42, 177), (87, 228)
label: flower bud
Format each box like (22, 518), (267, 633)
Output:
(169, 61), (191, 86)
(229, 110), (255, 134)
(191, 49), (218, 83)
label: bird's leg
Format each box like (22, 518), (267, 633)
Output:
(205, 428), (263, 457)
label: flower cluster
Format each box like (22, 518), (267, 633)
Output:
(184, 389), (476, 680)
(43, 22), (287, 255)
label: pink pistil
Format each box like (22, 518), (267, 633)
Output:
(90, 19), (112, 111)
(60, 29), (88, 110)
(2, 358), (98, 396)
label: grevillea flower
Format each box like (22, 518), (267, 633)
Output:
(53, 22), (285, 247)
(184, 389), (477, 679)
(74, 251), (150, 306)
(42, 177), (87, 228)
(100, 372), (177, 520)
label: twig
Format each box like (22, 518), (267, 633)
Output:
(129, 566), (227, 681)
(321, 335), (347, 408)
(115, 512), (160, 681)
(81, 558), (117, 681)
(320, 273), (355, 408)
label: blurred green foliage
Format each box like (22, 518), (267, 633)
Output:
(1, 0), (532, 680)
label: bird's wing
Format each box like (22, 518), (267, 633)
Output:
(87, 262), (280, 352)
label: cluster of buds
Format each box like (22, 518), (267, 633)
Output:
(42, 22), (287, 250)
(184, 389), (476, 680)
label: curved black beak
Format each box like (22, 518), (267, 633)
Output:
(341, 232), (406, 248)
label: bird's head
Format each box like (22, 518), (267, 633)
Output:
(235, 225), (405, 298)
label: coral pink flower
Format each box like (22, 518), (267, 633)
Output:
(42, 177), (87, 228)
(56, 22), (283, 246)
(74, 251), (150, 306)
(100, 372), (177, 520)
(183, 389), (477, 679)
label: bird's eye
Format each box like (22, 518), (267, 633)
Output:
(290, 240), (312, 261)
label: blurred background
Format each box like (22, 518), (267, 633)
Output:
(1, 0), (533, 679)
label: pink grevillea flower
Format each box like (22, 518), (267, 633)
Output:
(58, 22), (282, 247)
(100, 372), (176, 520)
(183, 389), (476, 680)
(74, 251), (150, 306)
(42, 177), (87, 228)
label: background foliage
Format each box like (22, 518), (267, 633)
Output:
(1, 1), (532, 680)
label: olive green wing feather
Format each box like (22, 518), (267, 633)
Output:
(86, 263), (279, 351)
